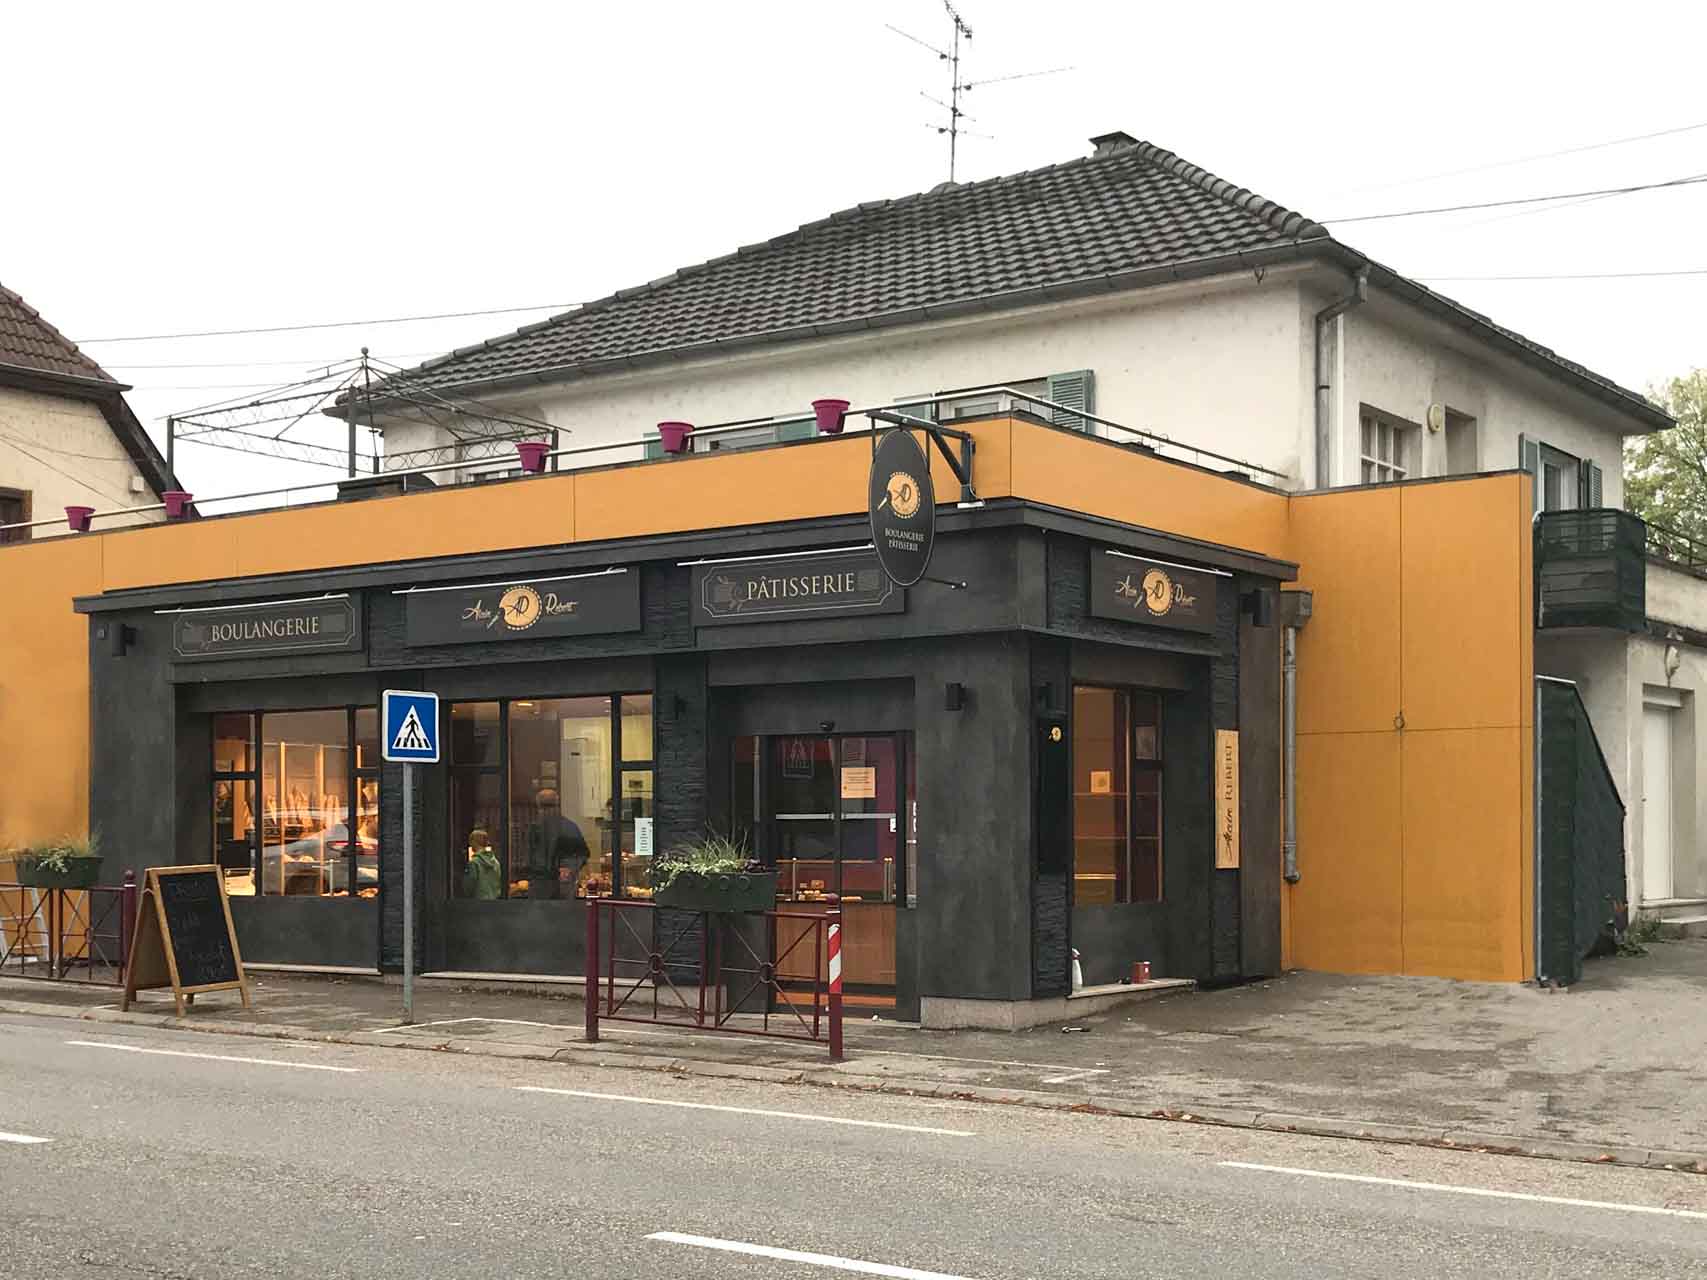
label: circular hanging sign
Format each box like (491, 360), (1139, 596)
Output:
(868, 428), (936, 587)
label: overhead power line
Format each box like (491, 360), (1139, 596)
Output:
(76, 302), (577, 344)
(1332, 118), (1707, 197)
(1321, 171), (1707, 224)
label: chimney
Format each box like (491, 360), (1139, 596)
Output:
(1090, 131), (1138, 157)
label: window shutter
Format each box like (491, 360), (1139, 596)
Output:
(776, 418), (816, 442)
(643, 435), (663, 460)
(1045, 369), (1096, 431)
(1518, 433), (1541, 512)
(1584, 460), (1604, 508)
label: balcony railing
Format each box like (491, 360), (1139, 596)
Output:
(1646, 520), (1707, 577)
(1535, 508), (1647, 631)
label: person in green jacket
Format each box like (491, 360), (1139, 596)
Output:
(463, 826), (502, 900)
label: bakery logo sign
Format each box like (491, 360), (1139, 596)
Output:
(459, 584), (582, 634)
(1090, 551), (1218, 634)
(173, 595), (362, 661)
(692, 550), (903, 627)
(405, 570), (641, 647)
(868, 428), (936, 587)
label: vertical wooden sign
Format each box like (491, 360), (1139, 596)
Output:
(1215, 729), (1241, 870)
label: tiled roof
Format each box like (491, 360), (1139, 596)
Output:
(378, 138), (1323, 398)
(0, 283), (114, 383)
(374, 136), (1667, 427)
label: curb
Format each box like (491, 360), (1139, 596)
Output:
(6, 996), (1703, 1176)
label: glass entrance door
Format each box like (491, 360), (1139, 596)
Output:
(735, 733), (905, 1004)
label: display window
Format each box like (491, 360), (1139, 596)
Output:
(211, 708), (380, 899)
(447, 693), (654, 902)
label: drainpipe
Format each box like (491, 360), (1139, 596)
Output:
(1281, 591), (1314, 883)
(1314, 268), (1370, 488)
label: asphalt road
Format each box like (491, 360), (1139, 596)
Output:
(4, 1013), (1707, 1279)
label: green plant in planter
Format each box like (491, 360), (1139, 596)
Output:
(653, 831), (774, 912)
(14, 834), (105, 889)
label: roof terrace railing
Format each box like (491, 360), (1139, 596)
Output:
(0, 387), (1288, 538)
(1645, 519), (1707, 577)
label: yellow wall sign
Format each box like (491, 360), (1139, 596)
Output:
(1215, 729), (1240, 869)
(1089, 770), (1113, 795)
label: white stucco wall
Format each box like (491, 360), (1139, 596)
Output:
(0, 386), (163, 535)
(1538, 561), (1707, 909)
(1335, 291), (1639, 504)
(385, 268), (1316, 487)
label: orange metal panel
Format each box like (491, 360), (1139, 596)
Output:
(1400, 726), (1527, 981)
(0, 538), (103, 845)
(1288, 487), (1402, 736)
(1399, 475), (1527, 733)
(1289, 730), (1403, 974)
(100, 521), (240, 591)
(1005, 426), (1291, 557)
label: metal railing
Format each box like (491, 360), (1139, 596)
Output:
(1645, 519), (1707, 576)
(584, 899), (844, 1060)
(0, 874), (138, 986)
(0, 386), (1289, 538)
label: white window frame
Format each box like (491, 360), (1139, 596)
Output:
(1359, 407), (1418, 485)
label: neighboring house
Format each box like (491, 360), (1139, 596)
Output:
(0, 283), (177, 541)
(365, 129), (1701, 924)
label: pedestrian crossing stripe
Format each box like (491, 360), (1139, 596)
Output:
(391, 707), (431, 752)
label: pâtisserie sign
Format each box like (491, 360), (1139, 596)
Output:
(691, 550), (903, 626)
(404, 570), (640, 646)
(172, 595), (362, 661)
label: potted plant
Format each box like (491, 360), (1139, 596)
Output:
(652, 832), (775, 913)
(13, 835), (105, 890)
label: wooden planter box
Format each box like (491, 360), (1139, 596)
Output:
(14, 856), (105, 890)
(654, 869), (777, 914)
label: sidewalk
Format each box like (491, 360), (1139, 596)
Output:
(6, 940), (1706, 1173)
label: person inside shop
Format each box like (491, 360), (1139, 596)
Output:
(463, 826), (502, 900)
(526, 787), (591, 899)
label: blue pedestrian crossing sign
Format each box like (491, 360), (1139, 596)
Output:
(382, 689), (440, 763)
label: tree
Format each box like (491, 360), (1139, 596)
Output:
(1625, 369), (1707, 543)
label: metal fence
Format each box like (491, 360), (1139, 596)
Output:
(584, 899), (844, 1060)
(0, 875), (137, 986)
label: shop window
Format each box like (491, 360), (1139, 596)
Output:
(1072, 686), (1163, 905)
(1359, 408), (1417, 484)
(448, 694), (655, 902)
(212, 708), (378, 899)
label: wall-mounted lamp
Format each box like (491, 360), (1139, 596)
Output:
(671, 694), (688, 719)
(1241, 588), (1277, 628)
(106, 622), (135, 658)
(944, 681), (966, 712)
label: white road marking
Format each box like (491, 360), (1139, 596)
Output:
(516, 1086), (973, 1136)
(1221, 1161), (1707, 1221)
(647, 1232), (974, 1279)
(0, 1132), (52, 1145)
(1040, 1068), (1111, 1084)
(66, 1040), (361, 1073)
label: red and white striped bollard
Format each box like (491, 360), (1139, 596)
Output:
(827, 913), (844, 1061)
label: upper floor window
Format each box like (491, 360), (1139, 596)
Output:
(1519, 434), (1603, 512)
(0, 488), (30, 544)
(1360, 408), (1417, 484)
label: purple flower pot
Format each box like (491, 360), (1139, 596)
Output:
(812, 398), (851, 435)
(657, 421), (693, 455)
(163, 490), (194, 519)
(515, 440), (550, 474)
(64, 505), (95, 533)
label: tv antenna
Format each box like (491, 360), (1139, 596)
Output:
(886, 2), (1073, 183)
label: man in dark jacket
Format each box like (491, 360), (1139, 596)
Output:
(526, 788), (591, 899)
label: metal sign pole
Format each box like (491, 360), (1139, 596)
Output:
(402, 762), (414, 1024)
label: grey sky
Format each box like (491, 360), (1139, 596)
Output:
(6, 0), (1704, 500)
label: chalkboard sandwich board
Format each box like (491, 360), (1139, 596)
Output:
(122, 865), (250, 1016)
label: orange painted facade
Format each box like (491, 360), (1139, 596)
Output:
(0, 417), (1536, 981)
